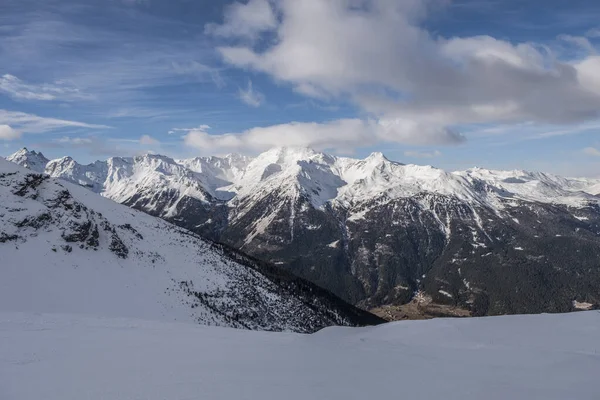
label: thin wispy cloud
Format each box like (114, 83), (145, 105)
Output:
(0, 74), (90, 102)
(0, 110), (110, 140)
(55, 136), (94, 145)
(583, 147), (600, 157)
(139, 134), (160, 145)
(168, 125), (211, 136)
(557, 34), (597, 56)
(0, 4), (222, 117)
(238, 80), (264, 107)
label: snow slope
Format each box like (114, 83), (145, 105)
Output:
(1, 311), (598, 400)
(0, 158), (381, 332)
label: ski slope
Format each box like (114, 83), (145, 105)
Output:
(0, 311), (598, 400)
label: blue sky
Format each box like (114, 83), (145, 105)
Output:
(1, 0), (600, 176)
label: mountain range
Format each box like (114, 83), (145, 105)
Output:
(6, 147), (600, 317)
(0, 157), (382, 332)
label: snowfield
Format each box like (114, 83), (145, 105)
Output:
(1, 311), (598, 400)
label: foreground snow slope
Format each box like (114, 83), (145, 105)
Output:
(0, 158), (381, 332)
(1, 311), (598, 400)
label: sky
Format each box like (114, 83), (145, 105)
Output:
(1, 0), (600, 176)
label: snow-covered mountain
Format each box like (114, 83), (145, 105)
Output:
(6, 147), (49, 173)
(0, 158), (382, 332)
(12, 146), (599, 209)
(6, 147), (600, 316)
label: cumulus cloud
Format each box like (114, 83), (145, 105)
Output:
(0, 74), (89, 102)
(183, 118), (463, 153)
(583, 147), (600, 157)
(0, 125), (20, 140)
(404, 150), (442, 158)
(0, 109), (110, 139)
(211, 0), (600, 148)
(238, 80), (264, 107)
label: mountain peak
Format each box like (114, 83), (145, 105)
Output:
(366, 151), (387, 160)
(6, 147), (49, 173)
(9, 147), (44, 158)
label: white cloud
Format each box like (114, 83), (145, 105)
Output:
(0, 124), (20, 140)
(557, 34), (597, 55)
(404, 150), (442, 158)
(183, 118), (463, 154)
(139, 134), (159, 145)
(575, 56), (600, 94)
(205, 0), (277, 41)
(0, 12), (222, 115)
(56, 136), (94, 145)
(583, 147), (600, 157)
(212, 0), (600, 146)
(238, 80), (264, 107)
(169, 125), (211, 135)
(587, 28), (600, 38)
(0, 109), (110, 138)
(0, 74), (89, 102)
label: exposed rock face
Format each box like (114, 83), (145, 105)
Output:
(0, 159), (383, 332)
(6, 147), (600, 315)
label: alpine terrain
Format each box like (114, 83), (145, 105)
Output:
(0, 157), (383, 332)
(7, 147), (600, 317)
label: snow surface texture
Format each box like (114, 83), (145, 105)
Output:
(8, 146), (600, 214)
(0, 158), (377, 332)
(1, 311), (598, 400)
